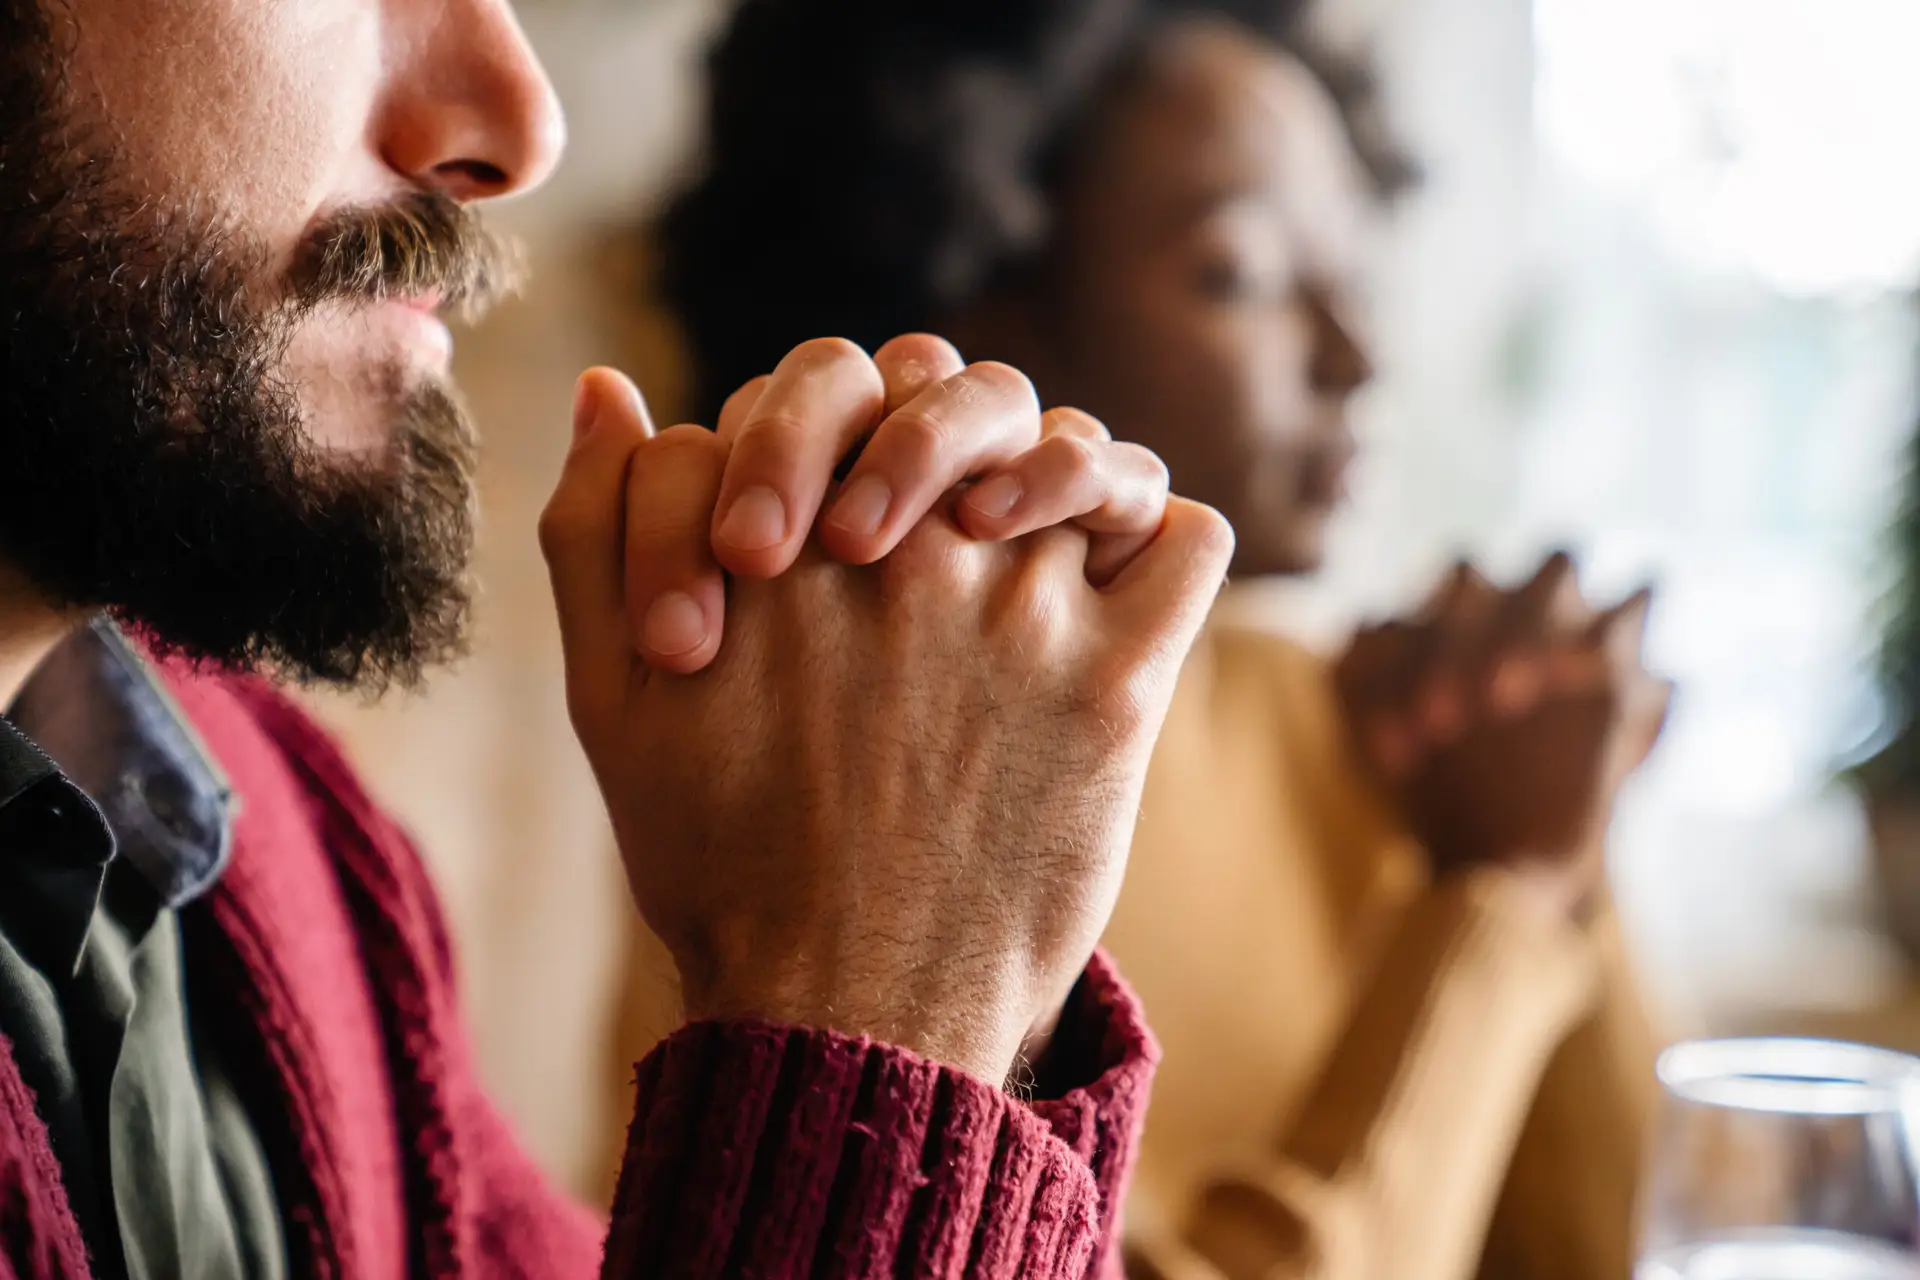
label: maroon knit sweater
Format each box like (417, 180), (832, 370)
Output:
(0, 659), (1157, 1279)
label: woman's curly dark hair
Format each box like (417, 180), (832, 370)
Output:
(655, 0), (1414, 423)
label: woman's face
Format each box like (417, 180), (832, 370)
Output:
(1019, 21), (1378, 578)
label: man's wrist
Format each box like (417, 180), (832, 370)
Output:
(683, 965), (1032, 1087)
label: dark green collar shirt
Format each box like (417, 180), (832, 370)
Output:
(0, 621), (284, 1280)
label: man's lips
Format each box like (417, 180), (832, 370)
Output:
(394, 292), (443, 315)
(375, 295), (453, 366)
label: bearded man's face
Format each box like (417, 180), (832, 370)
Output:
(0, 0), (564, 688)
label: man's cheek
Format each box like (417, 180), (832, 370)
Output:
(65, 0), (376, 256)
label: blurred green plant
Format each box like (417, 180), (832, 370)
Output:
(1857, 314), (1920, 796)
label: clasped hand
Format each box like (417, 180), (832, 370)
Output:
(540, 335), (1233, 1084)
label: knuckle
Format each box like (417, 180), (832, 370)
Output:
(536, 497), (580, 563)
(884, 516), (978, 593)
(994, 558), (1076, 652)
(875, 331), (961, 367)
(627, 429), (727, 533)
(1188, 501), (1236, 563)
(732, 410), (809, 461)
(655, 421), (717, 448)
(1080, 650), (1167, 738)
(890, 513), (963, 566)
(1043, 432), (1101, 480)
(719, 376), (767, 417)
(1046, 406), (1112, 441)
(961, 360), (1038, 409)
(785, 337), (885, 404)
(786, 335), (869, 372)
(1125, 443), (1171, 491)
(875, 408), (952, 474)
(650, 422), (726, 466)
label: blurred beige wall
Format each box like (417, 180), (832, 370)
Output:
(302, 0), (716, 1200)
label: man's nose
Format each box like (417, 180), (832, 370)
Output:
(377, 0), (567, 202)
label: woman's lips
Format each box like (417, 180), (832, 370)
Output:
(1297, 458), (1350, 507)
(1295, 428), (1358, 507)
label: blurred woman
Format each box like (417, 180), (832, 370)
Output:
(630, 2), (1669, 1276)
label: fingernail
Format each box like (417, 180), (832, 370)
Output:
(717, 485), (788, 552)
(828, 475), (891, 538)
(968, 474), (1024, 519)
(641, 591), (708, 657)
(571, 377), (599, 445)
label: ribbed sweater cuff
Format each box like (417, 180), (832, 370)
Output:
(602, 951), (1156, 1279)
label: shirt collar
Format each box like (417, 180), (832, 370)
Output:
(0, 701), (64, 812)
(0, 712), (113, 871)
(6, 619), (233, 911)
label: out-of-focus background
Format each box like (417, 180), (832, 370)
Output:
(307, 0), (1920, 1198)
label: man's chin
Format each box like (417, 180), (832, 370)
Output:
(289, 354), (460, 460)
(98, 379), (477, 692)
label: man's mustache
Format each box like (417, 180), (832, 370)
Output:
(289, 191), (523, 322)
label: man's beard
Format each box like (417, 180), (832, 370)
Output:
(0, 9), (519, 691)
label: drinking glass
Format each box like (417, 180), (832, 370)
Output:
(1638, 1037), (1920, 1279)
